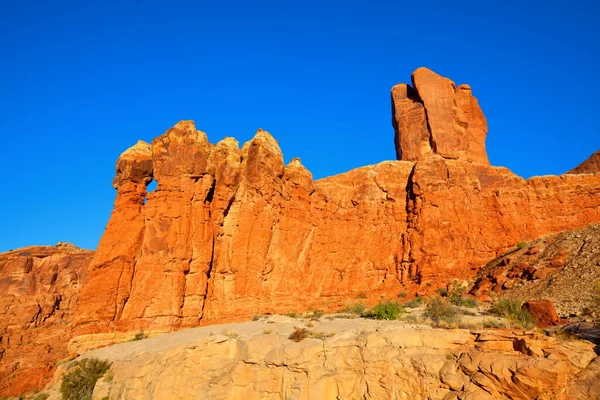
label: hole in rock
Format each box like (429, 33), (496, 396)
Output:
(144, 180), (158, 204)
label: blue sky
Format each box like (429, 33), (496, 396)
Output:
(1, 0), (599, 251)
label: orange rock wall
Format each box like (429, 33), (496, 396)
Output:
(0, 244), (93, 396)
(73, 121), (600, 337)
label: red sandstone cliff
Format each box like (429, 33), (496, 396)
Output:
(4, 68), (600, 396)
(72, 68), (600, 339)
(0, 244), (93, 396)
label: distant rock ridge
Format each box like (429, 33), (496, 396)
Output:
(71, 68), (600, 341)
(569, 150), (600, 174)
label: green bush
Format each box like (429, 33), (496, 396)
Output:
(132, 331), (147, 341)
(403, 296), (425, 308)
(60, 358), (111, 400)
(425, 297), (461, 324)
(489, 299), (534, 328)
(371, 300), (405, 320)
(344, 300), (367, 316)
(517, 241), (528, 249)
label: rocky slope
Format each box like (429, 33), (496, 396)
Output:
(569, 150), (600, 174)
(0, 244), (93, 396)
(42, 317), (600, 400)
(471, 224), (600, 318)
(73, 68), (600, 342)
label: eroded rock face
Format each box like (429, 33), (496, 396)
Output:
(0, 244), (93, 397)
(392, 67), (489, 164)
(73, 121), (600, 342)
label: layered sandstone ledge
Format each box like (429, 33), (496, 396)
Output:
(73, 68), (600, 339)
(43, 318), (600, 400)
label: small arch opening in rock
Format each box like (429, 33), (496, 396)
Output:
(144, 180), (158, 204)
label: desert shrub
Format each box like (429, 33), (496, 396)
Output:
(284, 312), (299, 318)
(288, 327), (334, 342)
(489, 299), (534, 328)
(288, 327), (309, 342)
(517, 241), (528, 249)
(425, 297), (461, 325)
(252, 314), (263, 321)
(132, 331), (146, 341)
(371, 300), (404, 320)
(344, 300), (367, 316)
(334, 313), (359, 319)
(482, 318), (505, 329)
(397, 291), (408, 299)
(435, 288), (448, 297)
(308, 309), (324, 320)
(60, 358), (111, 400)
(403, 296), (425, 308)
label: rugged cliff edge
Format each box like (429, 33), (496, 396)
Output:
(0, 244), (93, 395)
(73, 68), (600, 340)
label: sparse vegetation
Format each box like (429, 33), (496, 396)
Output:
(288, 327), (334, 342)
(372, 300), (405, 320)
(425, 297), (461, 326)
(489, 299), (534, 328)
(131, 331), (147, 341)
(60, 358), (111, 400)
(482, 319), (506, 329)
(284, 312), (299, 318)
(403, 296), (426, 308)
(397, 291), (408, 299)
(252, 314), (263, 321)
(307, 309), (324, 320)
(517, 241), (528, 249)
(222, 329), (239, 339)
(288, 327), (309, 342)
(344, 300), (367, 316)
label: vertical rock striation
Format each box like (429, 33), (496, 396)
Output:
(392, 67), (489, 164)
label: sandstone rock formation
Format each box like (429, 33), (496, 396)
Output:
(72, 68), (600, 344)
(5, 68), (600, 397)
(569, 150), (600, 174)
(0, 244), (93, 397)
(392, 67), (489, 164)
(43, 318), (600, 400)
(522, 300), (563, 328)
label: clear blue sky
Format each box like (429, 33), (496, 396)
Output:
(1, 0), (598, 252)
